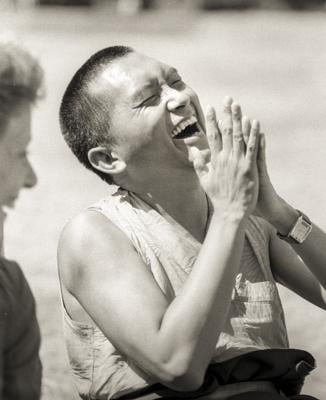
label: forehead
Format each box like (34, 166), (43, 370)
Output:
(96, 52), (173, 98)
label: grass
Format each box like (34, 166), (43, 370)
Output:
(1, 5), (326, 399)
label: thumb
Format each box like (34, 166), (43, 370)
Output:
(190, 147), (209, 179)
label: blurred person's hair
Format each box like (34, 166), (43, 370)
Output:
(0, 42), (44, 135)
(59, 45), (134, 185)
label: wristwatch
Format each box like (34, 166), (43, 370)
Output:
(277, 210), (312, 244)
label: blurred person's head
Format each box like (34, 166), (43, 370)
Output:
(0, 43), (43, 210)
(60, 46), (206, 189)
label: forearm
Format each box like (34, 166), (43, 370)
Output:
(151, 100), (260, 387)
(154, 212), (247, 387)
(268, 198), (326, 289)
(69, 210), (247, 391)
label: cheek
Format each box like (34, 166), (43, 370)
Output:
(114, 105), (168, 159)
(138, 108), (166, 141)
(188, 89), (205, 126)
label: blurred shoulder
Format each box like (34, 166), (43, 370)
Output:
(0, 257), (35, 314)
(0, 256), (25, 289)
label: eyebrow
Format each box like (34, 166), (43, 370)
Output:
(166, 67), (180, 78)
(130, 68), (181, 104)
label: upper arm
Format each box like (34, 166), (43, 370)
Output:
(269, 226), (326, 310)
(57, 210), (172, 378)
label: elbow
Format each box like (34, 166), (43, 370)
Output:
(169, 371), (204, 392)
(155, 358), (205, 392)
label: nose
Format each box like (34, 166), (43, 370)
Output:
(24, 161), (38, 189)
(165, 87), (190, 112)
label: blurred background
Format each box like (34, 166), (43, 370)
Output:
(1, 0), (326, 398)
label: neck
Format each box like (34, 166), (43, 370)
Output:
(120, 168), (209, 243)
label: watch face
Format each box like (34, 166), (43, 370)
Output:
(290, 216), (312, 243)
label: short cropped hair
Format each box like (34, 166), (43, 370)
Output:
(0, 42), (43, 135)
(59, 45), (134, 185)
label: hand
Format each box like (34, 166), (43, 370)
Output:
(242, 117), (283, 222)
(191, 97), (260, 220)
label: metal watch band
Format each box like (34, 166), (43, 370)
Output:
(276, 209), (312, 244)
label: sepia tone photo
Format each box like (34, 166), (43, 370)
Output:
(0, 0), (326, 399)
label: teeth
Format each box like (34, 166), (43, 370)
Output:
(175, 125), (183, 134)
(172, 116), (198, 138)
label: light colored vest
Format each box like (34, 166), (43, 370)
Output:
(62, 189), (289, 399)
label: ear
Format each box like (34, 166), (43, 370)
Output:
(87, 147), (126, 176)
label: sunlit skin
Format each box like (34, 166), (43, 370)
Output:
(58, 51), (326, 393)
(89, 52), (209, 193)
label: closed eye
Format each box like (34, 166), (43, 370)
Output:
(138, 94), (159, 107)
(170, 79), (183, 86)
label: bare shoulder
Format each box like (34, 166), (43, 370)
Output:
(57, 209), (134, 292)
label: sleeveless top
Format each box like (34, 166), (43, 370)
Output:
(62, 188), (289, 400)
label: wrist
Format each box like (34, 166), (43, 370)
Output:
(267, 198), (299, 235)
(211, 207), (248, 226)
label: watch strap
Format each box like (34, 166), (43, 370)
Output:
(277, 210), (312, 244)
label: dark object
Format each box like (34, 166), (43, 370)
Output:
(37, 0), (93, 6)
(228, 393), (318, 399)
(201, 0), (255, 10)
(285, 0), (325, 9)
(142, 0), (155, 9)
(0, 257), (42, 400)
(200, 0), (325, 9)
(115, 348), (317, 400)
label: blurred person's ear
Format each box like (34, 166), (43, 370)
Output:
(88, 147), (126, 176)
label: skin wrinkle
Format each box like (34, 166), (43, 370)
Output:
(58, 49), (326, 399)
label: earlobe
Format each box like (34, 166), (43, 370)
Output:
(88, 147), (126, 175)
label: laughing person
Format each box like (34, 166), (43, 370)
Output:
(58, 46), (325, 400)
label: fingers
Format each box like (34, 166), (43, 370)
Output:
(221, 97), (245, 158)
(242, 115), (251, 144)
(231, 103), (245, 158)
(257, 132), (267, 172)
(221, 96), (233, 153)
(245, 120), (260, 164)
(209, 97), (259, 163)
(205, 106), (222, 161)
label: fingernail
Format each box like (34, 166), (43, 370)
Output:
(252, 120), (260, 130)
(206, 106), (216, 120)
(231, 103), (241, 115)
(223, 96), (233, 107)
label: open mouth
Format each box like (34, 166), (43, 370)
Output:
(171, 116), (202, 140)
